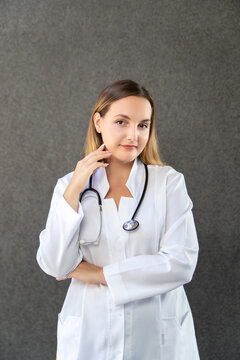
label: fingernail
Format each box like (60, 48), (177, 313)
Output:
(99, 143), (104, 148)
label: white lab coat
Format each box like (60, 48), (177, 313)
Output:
(36, 157), (200, 360)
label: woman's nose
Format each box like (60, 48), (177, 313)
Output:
(126, 126), (138, 140)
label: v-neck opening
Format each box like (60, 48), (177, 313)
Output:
(92, 157), (145, 204)
(103, 196), (134, 214)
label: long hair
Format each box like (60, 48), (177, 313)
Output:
(83, 79), (168, 166)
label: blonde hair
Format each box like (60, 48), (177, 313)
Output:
(83, 79), (168, 166)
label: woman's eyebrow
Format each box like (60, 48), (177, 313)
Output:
(113, 114), (151, 122)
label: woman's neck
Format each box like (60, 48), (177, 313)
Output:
(105, 158), (135, 185)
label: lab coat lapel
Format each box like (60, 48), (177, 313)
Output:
(92, 163), (110, 200)
(125, 156), (145, 199)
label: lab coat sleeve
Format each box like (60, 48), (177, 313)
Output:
(103, 170), (199, 306)
(36, 178), (84, 278)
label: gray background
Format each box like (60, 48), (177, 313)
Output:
(0, 1), (239, 359)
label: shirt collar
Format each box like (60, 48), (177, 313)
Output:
(91, 156), (146, 200)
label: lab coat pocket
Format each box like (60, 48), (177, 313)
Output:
(57, 313), (82, 360)
(174, 309), (191, 330)
(160, 310), (190, 360)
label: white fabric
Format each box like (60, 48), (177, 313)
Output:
(36, 157), (200, 360)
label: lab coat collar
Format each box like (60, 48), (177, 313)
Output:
(92, 156), (145, 200)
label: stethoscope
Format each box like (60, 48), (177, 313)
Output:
(78, 161), (148, 245)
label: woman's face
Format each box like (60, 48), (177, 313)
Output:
(94, 96), (152, 164)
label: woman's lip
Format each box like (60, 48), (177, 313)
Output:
(121, 145), (137, 149)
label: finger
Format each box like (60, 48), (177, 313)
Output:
(93, 144), (105, 154)
(96, 161), (110, 168)
(85, 150), (112, 164)
(93, 153), (112, 164)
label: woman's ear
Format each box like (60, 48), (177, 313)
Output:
(93, 112), (101, 133)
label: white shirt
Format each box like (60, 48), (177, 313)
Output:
(36, 157), (200, 360)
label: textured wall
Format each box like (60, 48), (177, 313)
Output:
(0, 1), (239, 359)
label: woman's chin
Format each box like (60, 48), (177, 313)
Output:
(110, 155), (136, 165)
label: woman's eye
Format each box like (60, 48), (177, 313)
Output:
(116, 120), (125, 125)
(115, 120), (148, 129)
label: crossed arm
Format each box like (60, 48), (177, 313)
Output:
(56, 260), (108, 286)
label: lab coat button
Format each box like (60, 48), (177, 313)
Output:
(80, 239), (85, 244)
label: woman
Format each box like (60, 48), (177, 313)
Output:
(36, 79), (200, 360)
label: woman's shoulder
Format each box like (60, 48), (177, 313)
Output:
(147, 163), (184, 179)
(147, 164), (190, 198)
(55, 170), (75, 189)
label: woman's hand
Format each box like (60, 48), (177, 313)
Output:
(56, 260), (107, 286)
(63, 143), (112, 213)
(67, 143), (112, 195)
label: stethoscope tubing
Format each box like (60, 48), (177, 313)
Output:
(78, 161), (148, 243)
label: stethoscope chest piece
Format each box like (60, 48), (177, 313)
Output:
(123, 219), (139, 231)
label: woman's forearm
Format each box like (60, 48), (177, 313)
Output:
(63, 182), (82, 213)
